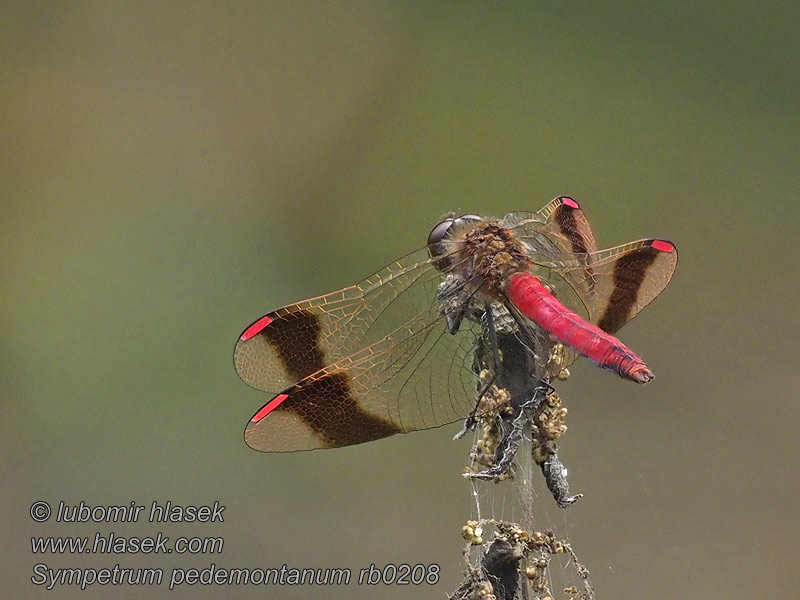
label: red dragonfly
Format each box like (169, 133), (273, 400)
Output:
(234, 196), (677, 452)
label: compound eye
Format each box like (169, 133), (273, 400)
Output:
(428, 214), (483, 247)
(427, 214), (485, 270)
(427, 218), (456, 247)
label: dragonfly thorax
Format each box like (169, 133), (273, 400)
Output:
(429, 216), (530, 292)
(461, 221), (530, 289)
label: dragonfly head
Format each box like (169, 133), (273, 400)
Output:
(428, 213), (483, 271)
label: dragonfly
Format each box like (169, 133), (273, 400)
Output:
(234, 196), (677, 453)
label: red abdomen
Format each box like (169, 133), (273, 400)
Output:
(506, 272), (654, 383)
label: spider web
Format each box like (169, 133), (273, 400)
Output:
(449, 305), (595, 600)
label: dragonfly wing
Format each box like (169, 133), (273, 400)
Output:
(504, 196), (599, 321)
(233, 247), (444, 393)
(244, 293), (482, 452)
(516, 237), (678, 375)
(583, 238), (678, 333)
(503, 195), (598, 256)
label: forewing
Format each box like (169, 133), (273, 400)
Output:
(234, 247), (443, 393)
(504, 196), (597, 255)
(504, 196), (599, 321)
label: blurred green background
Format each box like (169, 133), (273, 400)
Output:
(3, 2), (798, 598)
